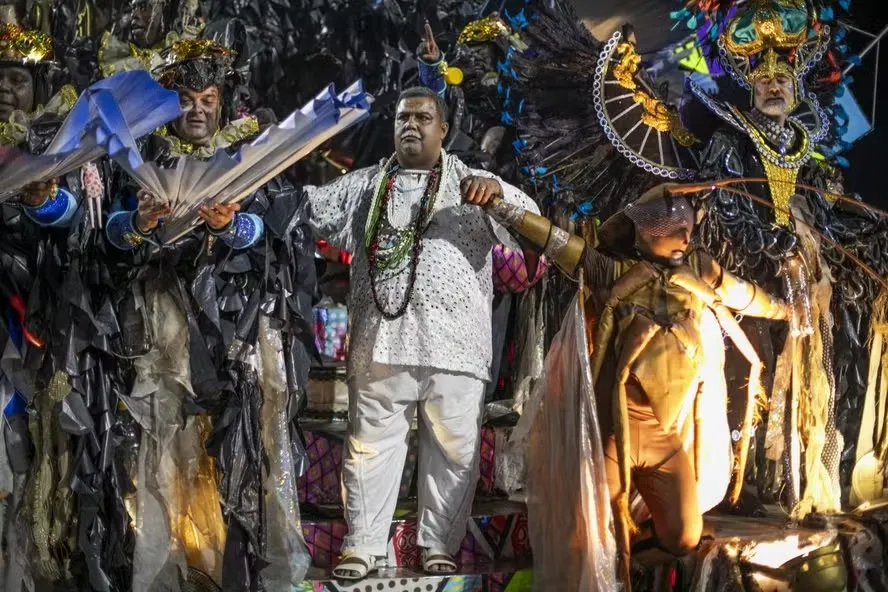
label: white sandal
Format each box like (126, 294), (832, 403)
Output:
(333, 552), (377, 580)
(422, 549), (458, 574)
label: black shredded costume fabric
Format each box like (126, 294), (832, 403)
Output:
(109, 130), (316, 589)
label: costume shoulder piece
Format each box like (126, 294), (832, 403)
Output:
(98, 28), (199, 78)
(0, 85), (78, 148)
(593, 31), (700, 180)
(501, 0), (699, 219)
(689, 80), (815, 169)
(153, 116), (260, 159)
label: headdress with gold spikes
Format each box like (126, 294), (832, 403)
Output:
(0, 23), (54, 65)
(457, 14), (510, 45)
(448, 14), (523, 88)
(718, 0), (829, 94)
(154, 39), (235, 91)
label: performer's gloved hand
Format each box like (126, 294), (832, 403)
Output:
(199, 201), (241, 231)
(135, 190), (171, 234)
(19, 178), (58, 207)
(461, 176), (502, 207)
(418, 23), (441, 63)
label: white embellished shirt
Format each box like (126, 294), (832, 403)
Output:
(305, 152), (539, 381)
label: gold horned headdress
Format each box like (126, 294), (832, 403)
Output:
(718, 0), (829, 98)
(0, 23), (54, 65)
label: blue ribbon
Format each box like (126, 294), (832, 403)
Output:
(5, 308), (21, 350)
(3, 392), (27, 417)
(576, 202), (594, 216)
(505, 9), (529, 31)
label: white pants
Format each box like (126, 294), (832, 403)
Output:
(342, 364), (485, 557)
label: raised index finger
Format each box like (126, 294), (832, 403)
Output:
(424, 23), (434, 44)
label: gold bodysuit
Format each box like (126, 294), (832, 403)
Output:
(584, 247), (785, 580)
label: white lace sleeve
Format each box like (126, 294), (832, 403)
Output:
(304, 167), (377, 253)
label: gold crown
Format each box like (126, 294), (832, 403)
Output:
(457, 14), (510, 45)
(166, 39), (234, 64)
(0, 24), (54, 64)
(156, 38), (236, 90)
(722, 0), (808, 57)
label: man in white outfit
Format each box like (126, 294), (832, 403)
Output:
(304, 86), (539, 580)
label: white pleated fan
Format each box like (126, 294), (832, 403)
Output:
(108, 81), (373, 243)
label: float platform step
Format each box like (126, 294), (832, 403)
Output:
(294, 560), (533, 592)
(302, 501), (531, 570)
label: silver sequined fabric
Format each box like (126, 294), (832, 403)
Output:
(543, 226), (571, 259)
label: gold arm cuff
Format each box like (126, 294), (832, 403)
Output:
(486, 197), (585, 276)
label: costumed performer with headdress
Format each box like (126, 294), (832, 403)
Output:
(0, 18), (129, 590)
(299, 85), (540, 580)
(415, 17), (547, 424)
(416, 14), (519, 172)
(98, 0), (200, 79)
(483, 0), (702, 376)
(468, 0), (746, 531)
(105, 38), (313, 591)
(683, 0), (885, 515)
(2, 18), (192, 592)
(480, 182), (789, 589)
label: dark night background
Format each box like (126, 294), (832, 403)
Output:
(571, 0), (888, 208)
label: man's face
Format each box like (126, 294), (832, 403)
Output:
(394, 96), (448, 169)
(753, 74), (794, 119)
(171, 86), (221, 146)
(130, 0), (165, 48)
(0, 66), (35, 120)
